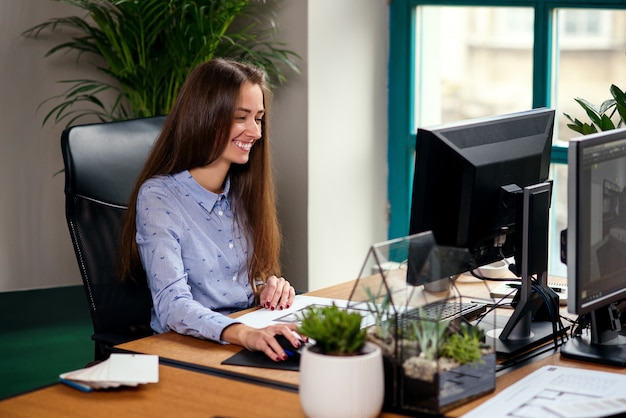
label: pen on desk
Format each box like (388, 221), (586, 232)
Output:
(59, 377), (93, 393)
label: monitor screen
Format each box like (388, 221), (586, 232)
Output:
(561, 128), (626, 366)
(567, 129), (626, 314)
(409, 108), (555, 276)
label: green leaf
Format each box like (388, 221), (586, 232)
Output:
(297, 303), (366, 355)
(22, 0), (301, 127)
(574, 97), (604, 127)
(610, 84), (626, 124)
(597, 114), (617, 131)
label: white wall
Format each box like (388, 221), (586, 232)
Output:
(307, 0), (389, 290)
(269, 0), (310, 292)
(0, 0), (388, 293)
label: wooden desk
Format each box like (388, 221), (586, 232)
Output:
(0, 364), (410, 418)
(0, 364), (305, 418)
(118, 331), (301, 389)
(3, 275), (621, 418)
(3, 352), (622, 418)
(115, 273), (584, 417)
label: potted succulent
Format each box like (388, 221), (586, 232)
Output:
(22, 0), (300, 127)
(296, 303), (384, 418)
(348, 234), (496, 416)
(362, 294), (496, 415)
(398, 318), (494, 414)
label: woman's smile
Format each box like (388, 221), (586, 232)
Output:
(233, 139), (255, 152)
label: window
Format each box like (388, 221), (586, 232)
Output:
(388, 1), (626, 276)
(413, 6), (534, 129)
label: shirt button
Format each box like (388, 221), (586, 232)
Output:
(228, 243), (234, 249)
(218, 210), (224, 216)
(232, 275), (237, 282)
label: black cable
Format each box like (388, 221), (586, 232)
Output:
(473, 292), (515, 327)
(531, 279), (566, 349)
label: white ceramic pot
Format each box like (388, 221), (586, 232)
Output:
(299, 341), (384, 418)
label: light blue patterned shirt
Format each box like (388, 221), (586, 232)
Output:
(136, 170), (254, 343)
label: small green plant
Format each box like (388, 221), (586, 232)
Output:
(564, 84), (626, 135)
(364, 285), (395, 340)
(406, 311), (449, 361)
(440, 322), (484, 365)
(297, 303), (366, 356)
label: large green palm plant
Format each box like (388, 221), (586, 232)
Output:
(23, 0), (299, 127)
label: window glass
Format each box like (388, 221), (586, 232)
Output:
(414, 6), (534, 131)
(551, 8), (626, 276)
(555, 8), (626, 144)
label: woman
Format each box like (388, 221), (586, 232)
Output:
(120, 58), (299, 362)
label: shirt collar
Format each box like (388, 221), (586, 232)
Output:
(173, 170), (231, 214)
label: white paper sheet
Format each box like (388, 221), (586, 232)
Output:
(462, 365), (626, 418)
(237, 294), (404, 331)
(236, 295), (351, 328)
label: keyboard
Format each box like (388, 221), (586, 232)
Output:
(399, 300), (487, 324)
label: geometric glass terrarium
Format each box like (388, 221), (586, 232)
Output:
(346, 232), (496, 415)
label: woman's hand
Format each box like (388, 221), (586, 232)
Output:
(259, 275), (295, 311)
(221, 322), (305, 361)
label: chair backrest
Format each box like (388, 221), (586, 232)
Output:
(61, 116), (165, 358)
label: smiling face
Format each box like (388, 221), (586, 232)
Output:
(219, 81), (265, 166)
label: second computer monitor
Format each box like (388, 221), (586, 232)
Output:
(561, 127), (626, 366)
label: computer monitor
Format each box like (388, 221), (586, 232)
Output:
(560, 128), (626, 366)
(408, 108), (561, 357)
(409, 108), (554, 273)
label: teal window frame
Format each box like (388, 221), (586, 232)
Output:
(387, 0), (626, 239)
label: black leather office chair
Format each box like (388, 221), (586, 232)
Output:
(61, 116), (165, 360)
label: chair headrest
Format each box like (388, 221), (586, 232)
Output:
(61, 116), (165, 207)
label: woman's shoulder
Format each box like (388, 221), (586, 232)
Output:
(139, 174), (174, 194)
(138, 172), (192, 201)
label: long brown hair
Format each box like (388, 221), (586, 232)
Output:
(120, 58), (282, 287)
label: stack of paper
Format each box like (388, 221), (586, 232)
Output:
(59, 353), (159, 392)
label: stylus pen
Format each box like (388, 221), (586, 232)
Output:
(59, 377), (93, 393)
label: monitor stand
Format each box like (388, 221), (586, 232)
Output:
(480, 182), (564, 358)
(561, 303), (626, 367)
(480, 298), (561, 358)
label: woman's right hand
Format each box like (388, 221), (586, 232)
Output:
(221, 322), (305, 362)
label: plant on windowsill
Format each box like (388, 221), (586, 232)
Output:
(564, 84), (626, 135)
(22, 0), (300, 128)
(296, 303), (384, 418)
